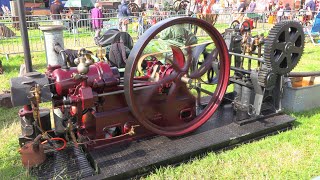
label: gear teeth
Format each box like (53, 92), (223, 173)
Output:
(262, 20), (305, 76)
(258, 21), (305, 87)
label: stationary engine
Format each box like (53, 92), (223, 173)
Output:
(11, 17), (230, 162)
(10, 17), (304, 169)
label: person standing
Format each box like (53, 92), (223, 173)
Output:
(237, 0), (246, 21)
(276, 1), (284, 23)
(284, 3), (291, 20)
(44, 0), (50, 8)
(189, 0), (202, 34)
(66, 7), (79, 33)
(50, 0), (63, 20)
(305, 0), (316, 20)
(118, 0), (131, 32)
(201, 0), (210, 14)
(190, 0), (202, 15)
(248, 0), (256, 12)
(91, 3), (103, 38)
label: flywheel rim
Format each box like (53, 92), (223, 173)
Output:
(124, 17), (230, 136)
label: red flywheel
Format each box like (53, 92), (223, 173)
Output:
(124, 17), (230, 136)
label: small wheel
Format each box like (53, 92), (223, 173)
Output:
(229, 20), (240, 29)
(124, 17), (230, 136)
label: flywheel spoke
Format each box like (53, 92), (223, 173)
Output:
(276, 53), (285, 64)
(291, 32), (301, 44)
(291, 46), (302, 54)
(286, 55), (292, 67)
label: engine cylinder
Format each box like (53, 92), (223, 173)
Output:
(50, 61), (119, 96)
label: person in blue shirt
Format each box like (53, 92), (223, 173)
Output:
(118, 0), (132, 31)
(306, 0), (316, 19)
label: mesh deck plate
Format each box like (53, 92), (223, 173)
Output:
(32, 145), (95, 179)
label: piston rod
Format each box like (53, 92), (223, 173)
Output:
(97, 85), (153, 97)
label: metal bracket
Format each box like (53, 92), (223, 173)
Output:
(250, 71), (264, 116)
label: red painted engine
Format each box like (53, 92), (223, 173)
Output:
(11, 17), (230, 159)
(46, 60), (164, 149)
(43, 56), (188, 149)
(47, 61), (119, 97)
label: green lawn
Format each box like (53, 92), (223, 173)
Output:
(0, 41), (320, 179)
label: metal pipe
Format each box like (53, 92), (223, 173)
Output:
(230, 66), (251, 74)
(97, 85), (153, 97)
(39, 25), (65, 66)
(17, 0), (32, 72)
(229, 52), (265, 63)
(288, 71), (320, 77)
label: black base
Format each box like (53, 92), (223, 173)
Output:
(32, 103), (295, 180)
(88, 104), (294, 179)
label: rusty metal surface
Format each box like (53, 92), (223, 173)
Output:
(19, 141), (46, 168)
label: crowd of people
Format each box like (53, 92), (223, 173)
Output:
(0, 0), (316, 36)
(46, 0), (132, 37)
(36, 0), (320, 26)
(185, 0), (319, 23)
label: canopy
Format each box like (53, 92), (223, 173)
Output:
(64, 0), (93, 7)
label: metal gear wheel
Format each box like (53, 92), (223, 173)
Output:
(264, 21), (304, 75)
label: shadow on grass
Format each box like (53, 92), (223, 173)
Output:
(285, 107), (320, 128)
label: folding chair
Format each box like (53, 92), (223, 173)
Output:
(304, 12), (320, 46)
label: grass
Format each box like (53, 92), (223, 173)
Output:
(0, 53), (47, 92)
(0, 39), (320, 179)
